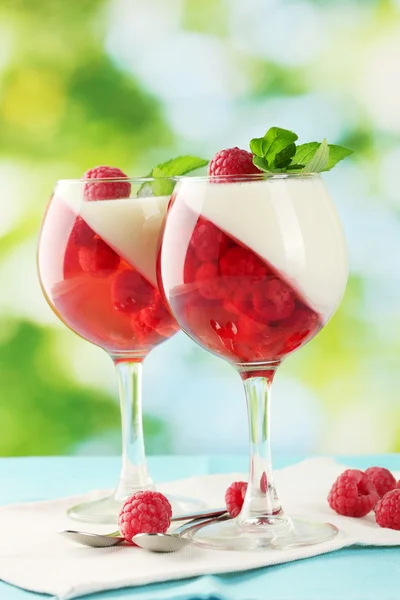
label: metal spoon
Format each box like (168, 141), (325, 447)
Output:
(133, 514), (230, 553)
(61, 507), (227, 548)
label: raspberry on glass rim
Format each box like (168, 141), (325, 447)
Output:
(208, 147), (261, 177)
(158, 126), (352, 550)
(37, 157), (207, 524)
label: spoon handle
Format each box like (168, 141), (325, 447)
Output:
(171, 507), (227, 522)
(174, 513), (230, 536)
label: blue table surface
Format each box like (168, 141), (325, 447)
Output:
(0, 454), (399, 600)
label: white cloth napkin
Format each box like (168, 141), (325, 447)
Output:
(0, 458), (399, 600)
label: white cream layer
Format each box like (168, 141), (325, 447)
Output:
(179, 176), (348, 317)
(57, 181), (169, 286)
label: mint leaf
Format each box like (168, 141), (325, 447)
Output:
(292, 142), (320, 166)
(285, 164), (305, 170)
(138, 155), (209, 196)
(252, 156), (269, 172)
(250, 137), (265, 157)
(274, 142), (296, 169)
(324, 144), (353, 171)
(262, 127), (298, 166)
(249, 125), (352, 175)
(151, 167), (175, 196)
(302, 138), (329, 173)
(152, 155), (209, 178)
(292, 142), (353, 173)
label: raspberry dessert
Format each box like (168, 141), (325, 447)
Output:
(159, 156), (347, 373)
(157, 130), (352, 551)
(39, 166), (178, 354)
(365, 466), (397, 498)
(375, 489), (400, 530)
(38, 157), (209, 524)
(328, 469), (379, 518)
(118, 490), (172, 541)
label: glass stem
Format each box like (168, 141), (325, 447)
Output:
(113, 360), (154, 500)
(237, 364), (283, 525)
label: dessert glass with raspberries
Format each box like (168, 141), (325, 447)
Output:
(158, 154), (348, 549)
(37, 168), (202, 524)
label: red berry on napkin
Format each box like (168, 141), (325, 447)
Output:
(118, 490), (172, 542)
(365, 466), (397, 498)
(375, 489), (400, 530)
(328, 469), (379, 518)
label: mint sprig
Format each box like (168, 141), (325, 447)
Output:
(139, 155), (209, 196)
(250, 127), (353, 174)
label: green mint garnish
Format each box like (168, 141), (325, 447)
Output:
(139, 155), (209, 196)
(250, 126), (353, 174)
(302, 138), (329, 173)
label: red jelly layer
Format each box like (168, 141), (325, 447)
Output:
(160, 214), (322, 365)
(39, 198), (178, 355)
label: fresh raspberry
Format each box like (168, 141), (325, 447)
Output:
(195, 262), (226, 300)
(225, 481), (248, 518)
(254, 277), (295, 322)
(219, 247), (267, 286)
(375, 489), (400, 530)
(398, 481), (400, 489)
(328, 469), (379, 518)
(365, 467), (397, 498)
(208, 147), (260, 177)
(83, 165), (131, 201)
(118, 490), (172, 542)
(79, 238), (120, 276)
(69, 217), (95, 247)
(112, 269), (154, 314)
(190, 219), (229, 262)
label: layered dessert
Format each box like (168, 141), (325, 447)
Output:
(38, 174), (178, 355)
(159, 175), (348, 366)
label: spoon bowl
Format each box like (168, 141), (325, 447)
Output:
(133, 533), (191, 553)
(61, 530), (124, 548)
(133, 513), (230, 553)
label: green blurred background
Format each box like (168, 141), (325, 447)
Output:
(1, 0), (400, 458)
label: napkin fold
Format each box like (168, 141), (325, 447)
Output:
(0, 458), (399, 600)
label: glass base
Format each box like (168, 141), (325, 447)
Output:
(67, 493), (206, 525)
(186, 514), (338, 551)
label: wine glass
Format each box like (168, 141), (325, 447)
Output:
(158, 173), (348, 550)
(37, 176), (203, 524)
